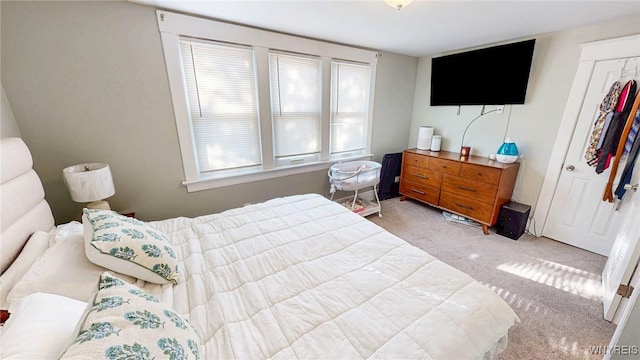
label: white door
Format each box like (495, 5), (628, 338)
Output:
(602, 173), (640, 321)
(605, 266), (640, 359)
(543, 57), (640, 256)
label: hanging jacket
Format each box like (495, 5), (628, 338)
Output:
(596, 80), (637, 174)
(615, 108), (640, 200)
(585, 81), (621, 166)
(623, 106), (640, 156)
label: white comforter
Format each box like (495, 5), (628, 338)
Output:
(148, 194), (518, 359)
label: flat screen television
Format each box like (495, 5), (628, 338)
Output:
(430, 39), (535, 106)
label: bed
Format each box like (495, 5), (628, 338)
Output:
(0, 137), (518, 359)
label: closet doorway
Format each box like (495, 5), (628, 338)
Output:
(543, 56), (640, 256)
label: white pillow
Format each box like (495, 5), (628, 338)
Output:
(0, 293), (87, 359)
(6, 223), (136, 305)
(0, 230), (53, 308)
(83, 209), (179, 284)
(60, 272), (200, 359)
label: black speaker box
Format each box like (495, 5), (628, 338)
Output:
(497, 201), (531, 240)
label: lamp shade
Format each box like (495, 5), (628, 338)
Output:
(62, 163), (115, 203)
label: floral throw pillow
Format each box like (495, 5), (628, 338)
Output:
(59, 272), (200, 360)
(83, 209), (179, 284)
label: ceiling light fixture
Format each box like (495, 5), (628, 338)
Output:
(384, 0), (413, 10)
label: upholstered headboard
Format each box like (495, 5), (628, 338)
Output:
(0, 137), (55, 273)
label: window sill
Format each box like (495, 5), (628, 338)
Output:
(182, 154), (373, 192)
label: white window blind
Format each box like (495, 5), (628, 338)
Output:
(269, 52), (322, 161)
(160, 12), (379, 190)
(180, 39), (262, 173)
(330, 61), (371, 155)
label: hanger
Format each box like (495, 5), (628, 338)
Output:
(619, 59), (640, 81)
(618, 58), (629, 81)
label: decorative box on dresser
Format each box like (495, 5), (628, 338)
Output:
(400, 149), (520, 235)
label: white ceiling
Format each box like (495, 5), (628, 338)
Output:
(131, 0), (640, 57)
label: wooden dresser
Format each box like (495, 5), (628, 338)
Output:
(400, 149), (519, 234)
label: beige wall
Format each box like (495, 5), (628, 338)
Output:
(408, 15), (640, 214)
(8, 1), (634, 224)
(370, 52), (417, 163)
(1, 84), (21, 138)
(1, 1), (417, 223)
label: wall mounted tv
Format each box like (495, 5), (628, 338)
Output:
(430, 39), (535, 106)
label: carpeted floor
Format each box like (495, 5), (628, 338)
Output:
(368, 197), (616, 360)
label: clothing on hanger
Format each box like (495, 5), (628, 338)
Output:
(597, 112), (615, 150)
(589, 111), (617, 167)
(623, 106), (640, 156)
(615, 108), (640, 200)
(585, 81), (622, 165)
(603, 90), (640, 202)
(596, 80), (637, 174)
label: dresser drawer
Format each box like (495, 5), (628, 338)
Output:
(403, 152), (429, 168)
(402, 164), (442, 188)
(442, 175), (497, 204)
(400, 179), (439, 205)
(439, 191), (493, 224)
(460, 163), (502, 185)
(429, 158), (461, 176)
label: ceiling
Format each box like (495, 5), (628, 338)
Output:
(130, 0), (640, 57)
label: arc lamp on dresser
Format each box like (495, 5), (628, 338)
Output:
(400, 149), (520, 235)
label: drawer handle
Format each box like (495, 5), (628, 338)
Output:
(457, 186), (477, 192)
(477, 172), (483, 176)
(454, 202), (474, 210)
(442, 165), (448, 169)
(411, 189), (426, 195)
(414, 174), (428, 179)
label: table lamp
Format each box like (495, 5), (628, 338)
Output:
(62, 163), (115, 210)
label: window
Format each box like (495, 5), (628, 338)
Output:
(180, 39), (261, 173)
(158, 11), (378, 191)
(269, 52), (322, 165)
(330, 61), (371, 156)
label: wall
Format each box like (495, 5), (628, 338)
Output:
(1, 84), (21, 138)
(408, 15), (640, 215)
(1, 1), (417, 223)
(370, 52), (417, 163)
